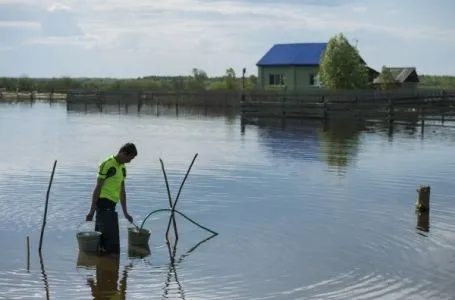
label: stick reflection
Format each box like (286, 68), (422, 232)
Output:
(161, 231), (218, 299)
(76, 227), (216, 299)
(416, 210), (430, 236)
(39, 253), (50, 300)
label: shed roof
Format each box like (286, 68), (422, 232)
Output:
(373, 67), (418, 84)
(256, 43), (327, 66)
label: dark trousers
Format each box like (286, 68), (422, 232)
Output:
(95, 198), (120, 254)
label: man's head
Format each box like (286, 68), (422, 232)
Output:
(116, 142), (137, 164)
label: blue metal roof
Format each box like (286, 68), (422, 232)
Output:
(256, 43), (327, 66)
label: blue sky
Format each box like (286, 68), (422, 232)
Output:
(0, 0), (454, 78)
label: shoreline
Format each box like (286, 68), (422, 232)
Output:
(0, 92), (67, 102)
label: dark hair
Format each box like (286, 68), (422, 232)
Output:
(119, 143), (137, 156)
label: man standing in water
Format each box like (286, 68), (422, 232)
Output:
(86, 142), (137, 254)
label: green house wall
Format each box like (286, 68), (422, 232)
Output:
(257, 65), (320, 91)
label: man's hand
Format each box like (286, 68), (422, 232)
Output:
(124, 213), (133, 224)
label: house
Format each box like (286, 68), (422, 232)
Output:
(256, 42), (378, 91)
(373, 67), (419, 89)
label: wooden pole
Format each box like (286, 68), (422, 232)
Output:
(165, 153), (198, 243)
(416, 211), (430, 233)
(26, 236), (30, 272)
(415, 185), (430, 212)
(175, 93), (179, 117)
(159, 159), (179, 243)
(38, 160), (58, 254)
(137, 92), (143, 113)
(387, 98), (394, 124)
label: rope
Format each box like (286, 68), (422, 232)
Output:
(139, 208), (218, 236)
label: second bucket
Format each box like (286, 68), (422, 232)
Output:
(128, 227), (151, 247)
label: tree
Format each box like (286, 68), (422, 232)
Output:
(17, 74), (36, 91)
(319, 33), (370, 90)
(375, 66), (397, 90)
(186, 68), (208, 90)
(224, 67), (237, 90)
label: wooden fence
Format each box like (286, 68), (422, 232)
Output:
(4, 88), (455, 124)
(0, 91), (66, 102)
(65, 89), (239, 106)
(241, 89), (455, 122)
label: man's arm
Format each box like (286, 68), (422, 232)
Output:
(86, 178), (104, 221)
(86, 160), (110, 221)
(120, 181), (133, 223)
(120, 181), (127, 214)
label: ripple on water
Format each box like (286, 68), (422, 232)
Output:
(3, 104), (455, 299)
(292, 269), (454, 300)
(0, 269), (49, 300)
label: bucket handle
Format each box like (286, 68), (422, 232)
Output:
(76, 220), (94, 233)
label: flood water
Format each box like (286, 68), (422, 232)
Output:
(1, 101), (455, 300)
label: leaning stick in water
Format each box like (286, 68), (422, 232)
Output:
(160, 158), (179, 241)
(38, 160), (57, 254)
(165, 153), (198, 242)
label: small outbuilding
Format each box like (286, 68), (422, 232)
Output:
(373, 67), (420, 89)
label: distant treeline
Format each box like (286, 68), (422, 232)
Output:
(0, 69), (454, 93)
(0, 68), (257, 93)
(418, 75), (455, 90)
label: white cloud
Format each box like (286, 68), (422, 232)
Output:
(352, 6), (367, 12)
(25, 34), (100, 48)
(0, 0), (32, 3)
(1, 0), (453, 76)
(0, 0), (49, 6)
(9, 0), (449, 78)
(54, 0), (453, 47)
(0, 21), (41, 29)
(47, 2), (71, 12)
(3, 0), (448, 52)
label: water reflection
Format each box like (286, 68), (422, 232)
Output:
(66, 102), (238, 122)
(416, 211), (430, 235)
(245, 117), (455, 176)
(163, 240), (185, 299)
(318, 120), (363, 173)
(84, 255), (131, 300)
(4, 102), (455, 300)
(77, 252), (132, 300)
(128, 244), (151, 259)
(250, 118), (363, 173)
(161, 233), (217, 299)
(385, 119), (420, 141)
(77, 251), (102, 269)
(255, 119), (323, 162)
(75, 218), (217, 299)
(39, 253), (50, 300)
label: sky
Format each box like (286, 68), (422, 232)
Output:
(0, 0), (454, 78)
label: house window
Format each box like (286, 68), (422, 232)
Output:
(309, 73), (316, 86)
(269, 74), (285, 86)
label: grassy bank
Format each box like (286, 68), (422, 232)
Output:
(0, 68), (257, 94)
(0, 73), (454, 94)
(418, 75), (455, 90)
(0, 73), (454, 103)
